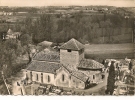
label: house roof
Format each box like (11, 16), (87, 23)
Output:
(14, 32), (21, 35)
(77, 59), (104, 69)
(33, 50), (60, 62)
(27, 60), (88, 82)
(27, 61), (61, 74)
(7, 29), (13, 34)
(71, 70), (89, 82)
(80, 70), (100, 77)
(60, 38), (84, 51)
(38, 41), (52, 47)
(62, 65), (89, 82)
(119, 59), (129, 66)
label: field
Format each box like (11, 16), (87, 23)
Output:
(85, 43), (134, 59)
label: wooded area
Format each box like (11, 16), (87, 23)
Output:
(21, 12), (133, 44)
(0, 11), (134, 44)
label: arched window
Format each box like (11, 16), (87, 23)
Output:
(36, 74), (38, 81)
(93, 75), (95, 79)
(62, 74), (65, 82)
(48, 75), (50, 82)
(41, 73), (43, 83)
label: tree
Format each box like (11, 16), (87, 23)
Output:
(102, 59), (105, 65)
(20, 34), (32, 63)
(0, 39), (23, 87)
(20, 34), (32, 46)
(106, 61), (115, 95)
(0, 39), (27, 94)
(31, 14), (55, 43)
(129, 61), (133, 71)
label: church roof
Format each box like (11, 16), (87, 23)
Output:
(71, 70), (89, 82)
(62, 65), (89, 82)
(27, 61), (61, 74)
(77, 59), (104, 69)
(33, 50), (60, 62)
(60, 38), (84, 51)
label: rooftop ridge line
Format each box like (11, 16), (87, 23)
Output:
(72, 38), (79, 50)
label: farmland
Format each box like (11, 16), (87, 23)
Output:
(85, 43), (134, 59)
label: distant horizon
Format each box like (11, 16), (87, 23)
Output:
(0, 5), (134, 8)
(0, 0), (134, 7)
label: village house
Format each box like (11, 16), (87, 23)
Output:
(0, 31), (6, 40)
(5, 29), (21, 40)
(25, 38), (104, 89)
(3, 12), (14, 16)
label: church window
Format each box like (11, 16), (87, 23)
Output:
(62, 74), (65, 82)
(36, 74), (38, 81)
(93, 75), (95, 79)
(41, 73), (43, 83)
(48, 75), (50, 82)
(30, 72), (32, 80)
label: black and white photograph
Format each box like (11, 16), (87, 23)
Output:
(0, 0), (135, 96)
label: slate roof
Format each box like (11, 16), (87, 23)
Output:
(77, 59), (104, 69)
(27, 61), (61, 74)
(33, 50), (60, 62)
(60, 38), (84, 51)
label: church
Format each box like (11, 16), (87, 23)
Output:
(25, 38), (104, 89)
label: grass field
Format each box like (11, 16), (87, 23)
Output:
(85, 43), (134, 59)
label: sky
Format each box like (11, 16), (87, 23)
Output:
(0, 0), (135, 7)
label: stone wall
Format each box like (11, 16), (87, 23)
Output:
(55, 67), (86, 89)
(42, 73), (55, 85)
(70, 76), (85, 89)
(26, 70), (32, 83)
(79, 49), (84, 61)
(26, 70), (55, 85)
(26, 69), (103, 89)
(88, 72), (102, 83)
(55, 67), (70, 87)
(60, 49), (80, 68)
